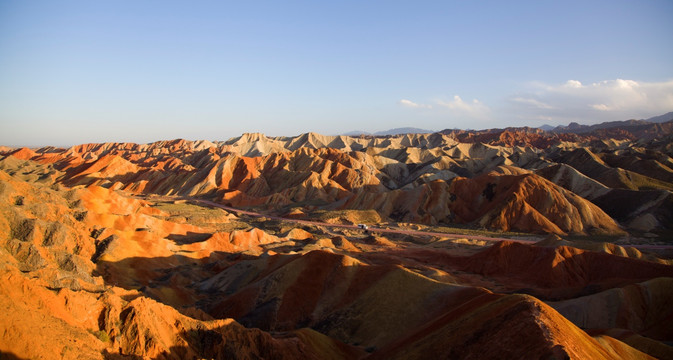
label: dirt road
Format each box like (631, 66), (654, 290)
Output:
(191, 199), (673, 250)
(194, 199), (538, 244)
(145, 195), (671, 250)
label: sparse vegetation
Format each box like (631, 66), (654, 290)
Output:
(428, 224), (532, 239)
(3, 115), (673, 359)
(151, 201), (249, 232)
(308, 209), (382, 225)
(73, 211), (87, 221)
(90, 329), (110, 343)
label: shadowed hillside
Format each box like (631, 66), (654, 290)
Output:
(2, 124), (673, 358)
(4, 125), (673, 234)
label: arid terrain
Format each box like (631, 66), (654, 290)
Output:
(1, 118), (673, 359)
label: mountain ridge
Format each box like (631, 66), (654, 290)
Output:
(1, 123), (672, 358)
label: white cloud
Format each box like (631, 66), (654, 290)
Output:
(436, 95), (490, 118)
(397, 95), (491, 127)
(591, 103), (610, 111)
(510, 78), (673, 124)
(511, 97), (554, 109)
(564, 80), (583, 88)
(614, 79), (638, 90)
(546, 79), (672, 112)
(399, 99), (432, 109)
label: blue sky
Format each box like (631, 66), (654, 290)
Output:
(1, 1), (672, 146)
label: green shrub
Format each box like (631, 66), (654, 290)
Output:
(91, 330), (110, 342)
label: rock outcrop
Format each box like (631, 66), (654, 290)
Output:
(2, 124), (673, 359)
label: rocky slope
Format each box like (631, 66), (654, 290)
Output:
(6, 127), (672, 234)
(1, 161), (672, 359)
(0, 167), (363, 359)
(2, 122), (673, 359)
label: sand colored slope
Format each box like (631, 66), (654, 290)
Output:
(77, 185), (306, 298)
(557, 147), (673, 191)
(53, 147), (387, 209)
(602, 151), (673, 183)
(0, 266), (107, 360)
(0, 264), (360, 360)
(535, 163), (611, 200)
(448, 172), (624, 234)
(339, 170), (625, 234)
(0, 155), (63, 184)
(592, 328), (673, 360)
(0, 166), (364, 360)
(0, 170), (102, 290)
(8, 129), (673, 233)
(2, 161), (669, 359)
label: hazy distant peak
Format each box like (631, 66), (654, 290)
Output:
(374, 127), (434, 136)
(342, 130), (372, 136)
(538, 124), (556, 131)
(645, 111), (673, 123)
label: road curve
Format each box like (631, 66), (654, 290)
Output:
(145, 195), (672, 250)
(190, 199), (673, 250)
(193, 199), (538, 244)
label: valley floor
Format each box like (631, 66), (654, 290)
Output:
(2, 130), (673, 359)
(1, 180), (673, 359)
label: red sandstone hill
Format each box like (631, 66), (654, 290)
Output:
(441, 127), (586, 148)
(3, 123), (672, 233)
(4, 140), (635, 235)
(1, 159), (672, 359)
(0, 167), (365, 359)
(447, 172), (624, 235)
(7, 147), (37, 160)
(3, 123), (673, 359)
(458, 241), (673, 295)
(369, 294), (653, 360)
(340, 171), (623, 235)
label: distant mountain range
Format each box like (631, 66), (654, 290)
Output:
(342, 127), (434, 136)
(347, 112), (673, 137)
(643, 111), (673, 123)
(539, 111), (673, 132)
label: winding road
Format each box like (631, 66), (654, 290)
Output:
(195, 199), (537, 244)
(147, 195), (672, 251)
(191, 199), (673, 251)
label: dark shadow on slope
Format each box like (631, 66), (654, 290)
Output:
(592, 188), (673, 228)
(453, 241), (673, 301)
(95, 246), (499, 355)
(0, 351), (30, 360)
(151, 324), (366, 360)
(47, 145), (647, 236)
(102, 351), (141, 359)
(93, 250), (372, 358)
(166, 231), (212, 245)
(94, 250), (296, 319)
